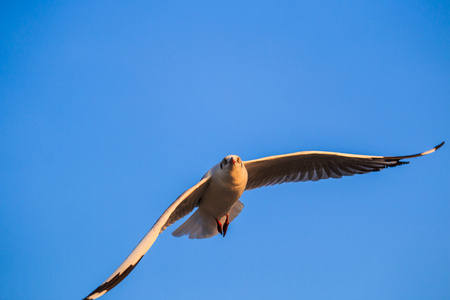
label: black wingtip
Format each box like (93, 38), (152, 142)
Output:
(83, 255), (144, 300)
(385, 160), (410, 168)
(435, 141), (445, 151)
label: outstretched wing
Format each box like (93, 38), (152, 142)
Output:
(244, 142), (444, 191)
(83, 175), (211, 300)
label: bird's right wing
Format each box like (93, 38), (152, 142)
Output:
(83, 175), (211, 300)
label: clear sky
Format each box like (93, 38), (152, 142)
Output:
(1, 1), (449, 300)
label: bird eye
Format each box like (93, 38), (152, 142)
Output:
(222, 158), (227, 165)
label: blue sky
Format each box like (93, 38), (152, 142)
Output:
(1, 1), (449, 299)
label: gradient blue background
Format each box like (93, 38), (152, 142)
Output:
(1, 1), (449, 300)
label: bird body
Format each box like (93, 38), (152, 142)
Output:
(199, 155), (248, 219)
(172, 155), (248, 239)
(83, 142), (444, 300)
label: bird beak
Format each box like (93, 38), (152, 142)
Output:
(229, 158), (236, 164)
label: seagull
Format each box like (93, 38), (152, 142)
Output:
(83, 142), (444, 299)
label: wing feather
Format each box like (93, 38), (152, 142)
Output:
(244, 142), (444, 191)
(83, 176), (210, 300)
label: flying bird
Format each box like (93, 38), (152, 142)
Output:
(83, 142), (444, 299)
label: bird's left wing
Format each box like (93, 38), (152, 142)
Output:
(83, 175), (210, 300)
(244, 142), (444, 191)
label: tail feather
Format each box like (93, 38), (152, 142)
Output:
(172, 201), (245, 239)
(172, 210), (217, 239)
(229, 200), (244, 223)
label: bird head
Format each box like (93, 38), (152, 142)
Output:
(220, 155), (242, 170)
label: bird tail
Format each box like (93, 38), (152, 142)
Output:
(172, 200), (244, 239)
